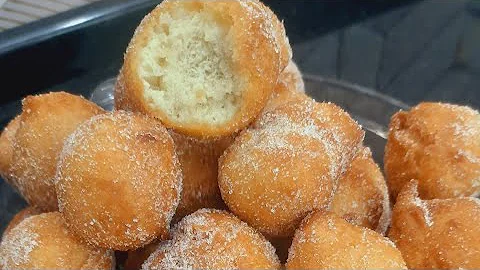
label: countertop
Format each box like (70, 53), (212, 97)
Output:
(293, 0), (480, 110)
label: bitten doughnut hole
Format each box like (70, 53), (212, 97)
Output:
(140, 4), (242, 126)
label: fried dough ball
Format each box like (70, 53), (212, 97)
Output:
(0, 115), (21, 184)
(385, 102), (480, 200)
(171, 132), (233, 221)
(124, 241), (161, 270)
(331, 146), (391, 234)
(2, 206), (42, 239)
(286, 211), (407, 269)
(388, 180), (480, 269)
(9, 92), (104, 211)
(219, 98), (364, 237)
(115, 0), (291, 138)
(263, 60), (306, 113)
(56, 111), (182, 250)
(280, 60), (305, 93)
(0, 212), (114, 269)
(143, 209), (280, 269)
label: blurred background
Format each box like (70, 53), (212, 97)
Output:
(0, 0), (100, 31)
(0, 0), (479, 127)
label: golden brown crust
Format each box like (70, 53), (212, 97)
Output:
(9, 92), (104, 211)
(330, 146), (391, 234)
(0, 115), (21, 185)
(388, 180), (480, 269)
(56, 111), (182, 250)
(170, 132), (233, 222)
(263, 61), (306, 113)
(219, 98), (364, 237)
(115, 0), (291, 138)
(286, 211), (406, 269)
(278, 60), (304, 93)
(143, 209), (280, 269)
(385, 102), (480, 200)
(2, 206), (43, 239)
(0, 212), (114, 269)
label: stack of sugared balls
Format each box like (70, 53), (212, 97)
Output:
(1, 1), (479, 269)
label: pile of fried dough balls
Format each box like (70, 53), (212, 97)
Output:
(1, 0), (479, 269)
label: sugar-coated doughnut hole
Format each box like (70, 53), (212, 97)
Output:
(219, 98), (364, 237)
(286, 211), (407, 269)
(385, 102), (480, 200)
(389, 180), (480, 269)
(9, 92), (104, 211)
(56, 111), (182, 250)
(0, 212), (114, 269)
(331, 146), (391, 234)
(143, 209), (280, 269)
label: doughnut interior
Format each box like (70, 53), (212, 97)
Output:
(140, 3), (241, 126)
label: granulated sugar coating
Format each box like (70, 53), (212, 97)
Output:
(142, 209), (280, 269)
(0, 115), (21, 185)
(331, 146), (391, 235)
(385, 102), (480, 200)
(0, 212), (114, 269)
(2, 206), (43, 239)
(170, 132), (233, 222)
(115, 0), (291, 138)
(219, 98), (364, 237)
(262, 60), (306, 113)
(56, 111), (182, 251)
(279, 60), (304, 93)
(389, 180), (480, 269)
(8, 92), (104, 211)
(286, 211), (407, 269)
